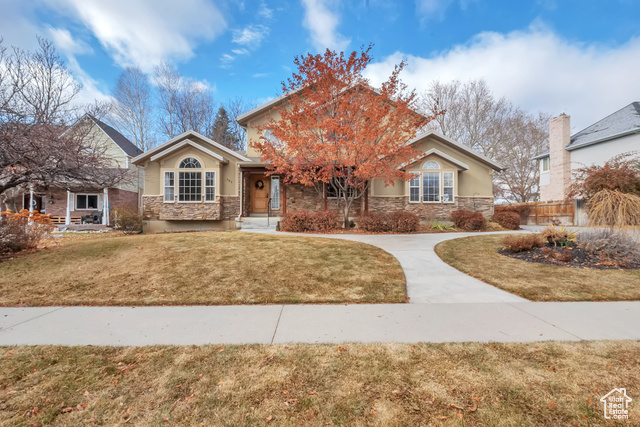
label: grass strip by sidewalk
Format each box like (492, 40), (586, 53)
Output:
(0, 231), (406, 306)
(1, 342), (638, 425)
(435, 234), (640, 301)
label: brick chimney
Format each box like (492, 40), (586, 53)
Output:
(543, 114), (572, 201)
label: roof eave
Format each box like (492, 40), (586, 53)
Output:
(566, 128), (640, 151)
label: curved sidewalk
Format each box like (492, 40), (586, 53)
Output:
(243, 229), (527, 303)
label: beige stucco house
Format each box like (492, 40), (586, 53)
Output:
(134, 93), (503, 232)
(2, 114), (143, 227)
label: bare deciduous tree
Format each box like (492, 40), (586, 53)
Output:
(419, 79), (550, 202)
(111, 66), (155, 151)
(223, 96), (257, 151)
(154, 63), (215, 138)
(1, 37), (126, 210)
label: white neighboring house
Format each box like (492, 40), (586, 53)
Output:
(533, 102), (640, 223)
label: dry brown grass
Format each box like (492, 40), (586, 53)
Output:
(0, 231), (405, 306)
(435, 234), (640, 301)
(0, 342), (638, 426)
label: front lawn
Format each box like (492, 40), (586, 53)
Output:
(1, 342), (638, 425)
(435, 234), (640, 301)
(0, 231), (406, 306)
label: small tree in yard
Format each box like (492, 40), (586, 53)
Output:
(567, 152), (640, 200)
(254, 45), (434, 228)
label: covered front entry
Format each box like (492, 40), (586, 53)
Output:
(250, 174), (270, 214)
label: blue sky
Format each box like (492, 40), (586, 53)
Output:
(1, 0), (639, 131)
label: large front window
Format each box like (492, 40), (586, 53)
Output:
(179, 171), (202, 201)
(327, 177), (356, 199)
(409, 173), (420, 202)
(422, 172), (440, 202)
(205, 172), (216, 202)
(164, 172), (175, 202)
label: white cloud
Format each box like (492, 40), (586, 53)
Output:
(232, 25), (269, 48)
(232, 48), (250, 55)
(45, 0), (226, 71)
(47, 27), (93, 55)
(301, 0), (350, 52)
(415, 0), (454, 21)
(364, 26), (640, 132)
(258, 2), (274, 19)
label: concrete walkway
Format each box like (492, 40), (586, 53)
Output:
(244, 229), (527, 303)
(2, 302), (640, 345)
(2, 228), (640, 346)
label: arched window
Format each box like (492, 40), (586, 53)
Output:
(263, 130), (280, 144)
(179, 157), (202, 169)
(177, 157), (202, 201)
(422, 160), (440, 170)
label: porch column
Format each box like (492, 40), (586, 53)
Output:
(28, 186), (34, 224)
(102, 187), (109, 225)
(65, 190), (71, 225)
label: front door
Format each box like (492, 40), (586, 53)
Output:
(251, 175), (270, 213)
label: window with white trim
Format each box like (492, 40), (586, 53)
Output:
(423, 160), (440, 170)
(271, 176), (280, 209)
(179, 157), (202, 168)
(422, 172), (440, 202)
(164, 172), (175, 202)
(409, 173), (420, 202)
(178, 171), (202, 201)
(541, 157), (550, 172)
(442, 171), (454, 202)
(205, 172), (216, 202)
(76, 194), (99, 210)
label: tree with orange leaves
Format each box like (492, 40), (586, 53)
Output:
(254, 45), (434, 228)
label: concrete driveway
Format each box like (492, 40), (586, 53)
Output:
(243, 229), (528, 304)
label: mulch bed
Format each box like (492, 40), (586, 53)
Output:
(498, 242), (640, 270)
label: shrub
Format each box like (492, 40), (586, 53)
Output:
(0, 209), (55, 253)
(567, 152), (640, 199)
(493, 211), (521, 230)
(390, 211), (419, 233)
(280, 211), (313, 232)
(541, 247), (572, 262)
(357, 212), (392, 232)
(450, 210), (486, 231)
(502, 234), (543, 252)
(586, 189), (640, 230)
(280, 211), (341, 232)
(540, 226), (576, 247)
(309, 210), (340, 232)
(109, 206), (144, 234)
(495, 203), (532, 223)
(430, 220), (454, 231)
(578, 229), (640, 266)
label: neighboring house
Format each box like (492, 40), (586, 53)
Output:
(133, 94), (503, 232)
(534, 102), (640, 203)
(3, 114), (144, 226)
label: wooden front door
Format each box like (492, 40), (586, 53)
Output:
(251, 175), (270, 213)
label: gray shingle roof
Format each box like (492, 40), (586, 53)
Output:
(567, 101), (640, 150)
(90, 115), (143, 157)
(532, 101), (640, 159)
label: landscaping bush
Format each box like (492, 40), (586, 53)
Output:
(280, 211), (313, 232)
(0, 209), (54, 253)
(450, 210), (486, 231)
(493, 211), (521, 230)
(540, 226), (576, 247)
(577, 229), (640, 266)
(502, 234), (543, 253)
(494, 203), (532, 223)
(357, 212), (392, 232)
(280, 211), (341, 232)
(109, 206), (144, 234)
(586, 189), (640, 230)
(390, 211), (419, 233)
(309, 210), (340, 232)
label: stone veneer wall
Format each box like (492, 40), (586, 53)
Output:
(142, 195), (237, 221)
(286, 183), (363, 213)
(368, 196), (494, 220)
(220, 196), (240, 220)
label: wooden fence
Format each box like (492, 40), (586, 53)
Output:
(527, 201), (575, 225)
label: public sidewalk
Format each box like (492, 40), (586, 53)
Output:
(1, 302), (639, 346)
